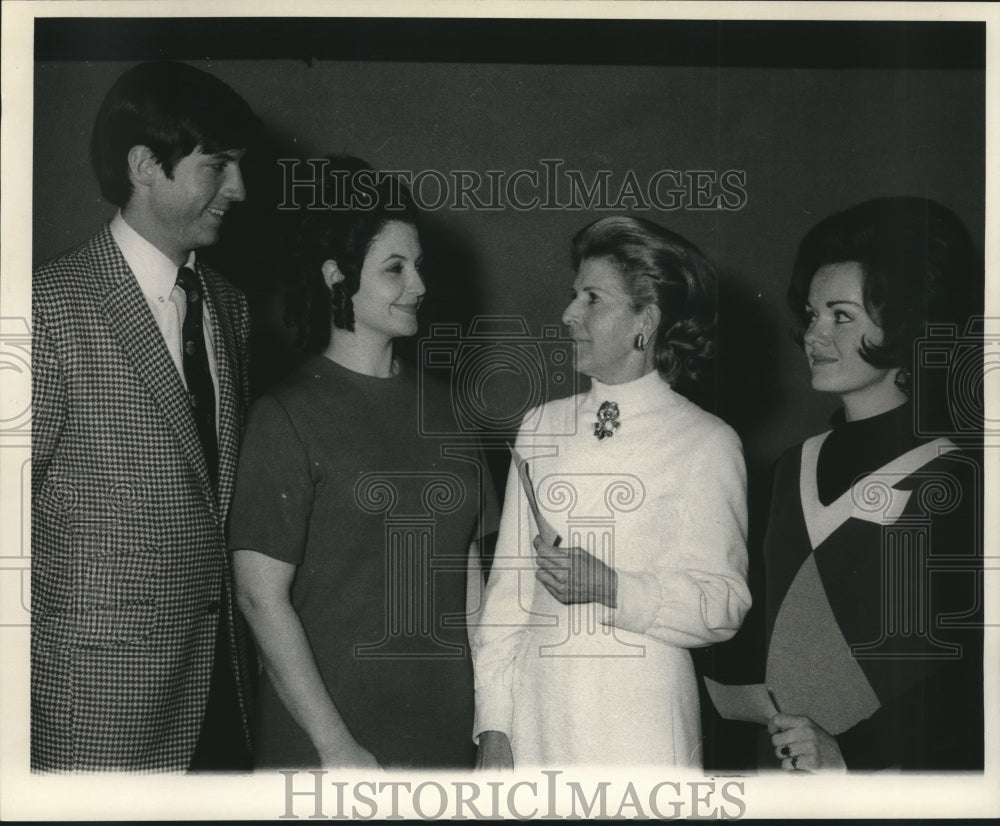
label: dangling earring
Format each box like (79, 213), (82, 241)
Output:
(894, 367), (912, 396)
(634, 333), (646, 351)
(329, 282), (348, 330)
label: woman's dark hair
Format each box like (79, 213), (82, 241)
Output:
(91, 61), (261, 207)
(570, 216), (717, 388)
(789, 197), (982, 392)
(284, 155), (420, 352)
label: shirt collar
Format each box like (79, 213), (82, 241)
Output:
(588, 368), (672, 413)
(110, 211), (197, 303)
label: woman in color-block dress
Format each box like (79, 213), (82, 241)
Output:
(761, 197), (984, 772)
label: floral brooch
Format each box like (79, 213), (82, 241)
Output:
(593, 400), (621, 441)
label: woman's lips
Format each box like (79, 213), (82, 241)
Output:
(809, 353), (837, 366)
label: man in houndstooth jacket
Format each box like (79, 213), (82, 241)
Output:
(31, 62), (261, 772)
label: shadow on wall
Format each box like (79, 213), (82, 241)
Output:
(689, 264), (788, 771)
(713, 264), (789, 448)
(200, 130), (300, 396)
(395, 213), (489, 372)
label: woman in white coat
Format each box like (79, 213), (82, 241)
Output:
(473, 216), (752, 768)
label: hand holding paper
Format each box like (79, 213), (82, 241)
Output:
(510, 446), (561, 547)
(703, 677), (780, 726)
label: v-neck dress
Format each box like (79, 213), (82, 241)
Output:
(762, 405), (984, 770)
(471, 370), (751, 767)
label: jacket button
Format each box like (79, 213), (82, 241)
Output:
(206, 600), (221, 614)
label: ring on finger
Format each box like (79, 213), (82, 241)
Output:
(780, 745), (791, 758)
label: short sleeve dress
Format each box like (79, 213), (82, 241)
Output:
(228, 355), (498, 769)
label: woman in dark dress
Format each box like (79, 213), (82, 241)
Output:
(229, 157), (496, 769)
(762, 197), (984, 772)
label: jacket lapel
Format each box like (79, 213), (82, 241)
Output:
(91, 227), (219, 514)
(198, 264), (241, 517)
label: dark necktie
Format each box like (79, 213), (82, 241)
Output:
(176, 266), (218, 487)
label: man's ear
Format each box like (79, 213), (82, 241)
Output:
(321, 259), (346, 290)
(127, 145), (160, 188)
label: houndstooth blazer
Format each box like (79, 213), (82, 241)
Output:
(31, 224), (254, 772)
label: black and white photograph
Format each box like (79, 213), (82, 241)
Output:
(1, 0), (997, 819)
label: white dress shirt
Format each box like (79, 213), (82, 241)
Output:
(110, 211), (220, 433)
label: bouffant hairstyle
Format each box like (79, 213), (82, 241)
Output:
(90, 61), (260, 207)
(570, 216), (717, 388)
(789, 197), (982, 393)
(284, 156), (421, 352)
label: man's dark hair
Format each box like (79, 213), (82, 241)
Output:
(90, 61), (261, 207)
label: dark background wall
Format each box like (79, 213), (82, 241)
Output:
(31, 17), (985, 768)
(32, 20), (986, 470)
